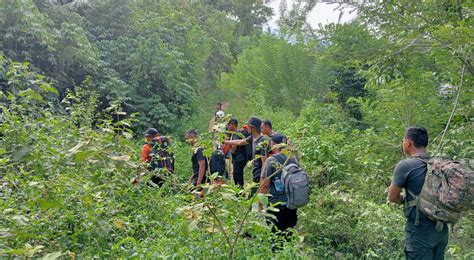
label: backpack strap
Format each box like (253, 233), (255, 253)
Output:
(405, 189), (420, 227)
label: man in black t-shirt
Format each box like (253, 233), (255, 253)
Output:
(259, 133), (299, 249)
(224, 116), (268, 184)
(185, 129), (208, 187)
(388, 126), (448, 259)
(227, 118), (247, 186)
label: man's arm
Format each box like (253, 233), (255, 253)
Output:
(258, 158), (274, 193)
(224, 139), (247, 146)
(388, 160), (408, 205)
(261, 155), (267, 166)
(388, 184), (404, 204)
(196, 159), (206, 186)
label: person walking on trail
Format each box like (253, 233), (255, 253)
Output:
(226, 118), (247, 187)
(258, 133), (299, 249)
(224, 116), (268, 184)
(209, 102), (225, 132)
(388, 126), (448, 260)
(185, 129), (208, 189)
(139, 128), (174, 186)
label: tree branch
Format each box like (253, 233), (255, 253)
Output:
(436, 63), (466, 153)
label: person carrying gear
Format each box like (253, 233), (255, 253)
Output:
(388, 126), (449, 259)
(258, 133), (301, 250)
(139, 128), (175, 186)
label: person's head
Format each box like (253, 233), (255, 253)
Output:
(185, 129), (199, 145)
(261, 119), (273, 136)
(144, 128), (159, 142)
(270, 133), (288, 153)
(402, 126), (428, 155)
(227, 118), (238, 131)
(241, 124), (250, 135)
(247, 116), (262, 134)
(215, 102), (222, 111)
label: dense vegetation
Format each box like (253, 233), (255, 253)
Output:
(1, 0), (473, 258)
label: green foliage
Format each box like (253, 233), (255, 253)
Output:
(1, 0), (473, 258)
(220, 35), (328, 114)
(350, 0), (474, 153)
(0, 59), (302, 258)
(301, 188), (405, 258)
(0, 0), (273, 134)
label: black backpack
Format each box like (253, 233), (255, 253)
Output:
(149, 136), (175, 173)
(210, 149), (226, 177)
(241, 130), (252, 163)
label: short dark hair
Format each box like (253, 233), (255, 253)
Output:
(262, 119), (272, 129)
(228, 118), (238, 126)
(186, 129), (198, 137)
(405, 126), (428, 148)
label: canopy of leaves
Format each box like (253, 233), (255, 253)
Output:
(0, 0), (273, 133)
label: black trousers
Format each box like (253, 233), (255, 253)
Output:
(232, 159), (246, 186)
(150, 175), (164, 187)
(266, 204), (297, 250)
(267, 205), (298, 232)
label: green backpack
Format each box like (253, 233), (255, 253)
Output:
(406, 158), (474, 230)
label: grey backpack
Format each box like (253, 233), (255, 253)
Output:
(281, 163), (310, 209)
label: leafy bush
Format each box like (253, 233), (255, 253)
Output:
(301, 187), (405, 258)
(0, 59), (303, 258)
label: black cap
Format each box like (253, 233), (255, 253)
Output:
(271, 133), (288, 144)
(144, 128), (159, 137)
(228, 118), (238, 125)
(247, 116), (262, 132)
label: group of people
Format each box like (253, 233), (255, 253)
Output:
(187, 116), (299, 245)
(140, 113), (300, 248)
(140, 111), (453, 258)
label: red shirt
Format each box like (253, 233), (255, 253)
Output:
(140, 136), (160, 162)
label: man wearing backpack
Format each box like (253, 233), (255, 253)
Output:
(141, 128), (160, 163)
(140, 128), (173, 186)
(259, 133), (300, 249)
(388, 126), (448, 260)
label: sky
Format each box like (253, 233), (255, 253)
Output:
(264, 0), (358, 31)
